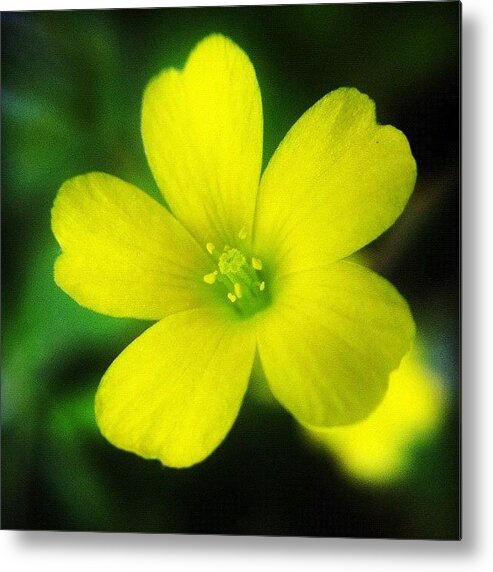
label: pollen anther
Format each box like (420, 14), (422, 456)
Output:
(203, 241), (267, 315)
(203, 271), (218, 284)
(238, 227), (248, 240)
(234, 283), (243, 298)
(252, 257), (263, 270)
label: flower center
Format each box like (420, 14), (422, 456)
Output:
(203, 234), (267, 317)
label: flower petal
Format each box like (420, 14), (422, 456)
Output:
(142, 34), (263, 247)
(52, 172), (211, 320)
(307, 345), (446, 483)
(257, 261), (415, 427)
(95, 308), (256, 468)
(254, 88), (416, 275)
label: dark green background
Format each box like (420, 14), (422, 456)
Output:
(1, 2), (460, 537)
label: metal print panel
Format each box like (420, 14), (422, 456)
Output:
(1, 2), (460, 538)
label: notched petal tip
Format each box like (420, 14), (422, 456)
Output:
(141, 32), (263, 248)
(257, 261), (416, 429)
(306, 344), (446, 483)
(254, 85), (417, 274)
(94, 309), (256, 468)
(186, 32), (242, 61)
(50, 172), (211, 320)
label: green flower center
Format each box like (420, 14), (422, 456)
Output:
(203, 237), (268, 317)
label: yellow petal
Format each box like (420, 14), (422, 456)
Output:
(257, 261), (415, 427)
(95, 308), (256, 468)
(308, 346), (446, 483)
(52, 172), (211, 320)
(142, 34), (263, 247)
(254, 88), (416, 275)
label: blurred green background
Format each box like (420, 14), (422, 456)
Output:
(1, 2), (460, 537)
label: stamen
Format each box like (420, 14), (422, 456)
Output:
(234, 283), (242, 298)
(238, 226), (248, 240)
(203, 240), (267, 315)
(252, 257), (263, 271)
(203, 271), (218, 285)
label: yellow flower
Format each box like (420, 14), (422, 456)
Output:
(305, 345), (446, 483)
(51, 35), (417, 468)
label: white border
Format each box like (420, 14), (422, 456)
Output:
(2, 0), (491, 570)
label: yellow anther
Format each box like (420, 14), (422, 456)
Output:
(201, 241), (266, 312)
(203, 271), (218, 285)
(252, 257), (263, 271)
(238, 226), (248, 240)
(234, 283), (243, 298)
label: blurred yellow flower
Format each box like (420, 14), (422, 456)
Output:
(306, 345), (446, 483)
(51, 34), (416, 468)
